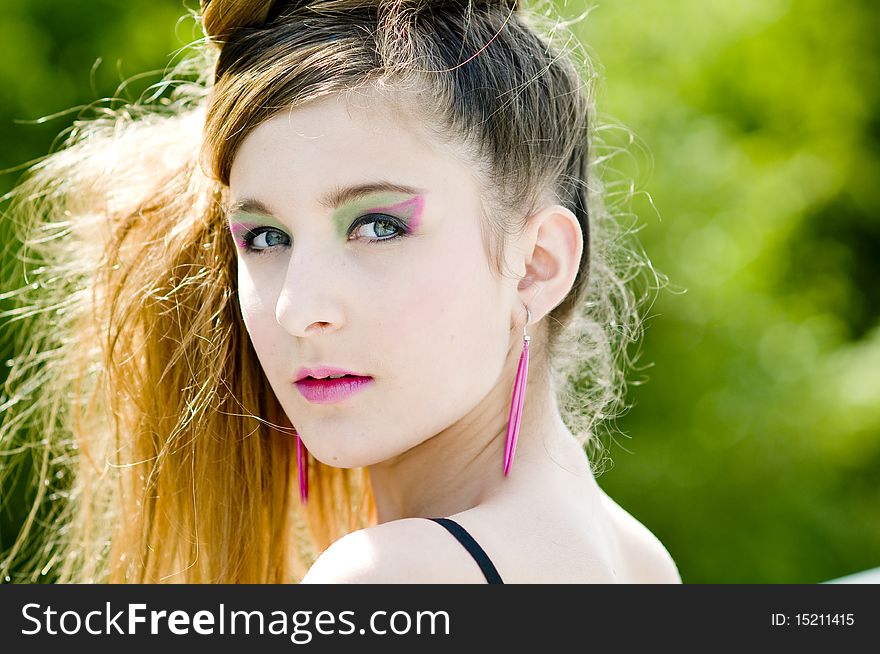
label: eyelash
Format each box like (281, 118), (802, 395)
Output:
(236, 214), (410, 255)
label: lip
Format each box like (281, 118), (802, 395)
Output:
(294, 376), (374, 405)
(294, 365), (368, 382)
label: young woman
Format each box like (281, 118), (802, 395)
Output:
(0, 0), (680, 584)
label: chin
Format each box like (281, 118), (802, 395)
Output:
(301, 439), (398, 470)
(288, 412), (420, 468)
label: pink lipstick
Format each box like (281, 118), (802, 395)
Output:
(293, 366), (374, 404)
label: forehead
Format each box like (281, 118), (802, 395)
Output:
(228, 90), (466, 200)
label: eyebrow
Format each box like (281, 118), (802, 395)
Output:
(226, 181), (425, 218)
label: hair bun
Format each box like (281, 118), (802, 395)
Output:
(201, 0), (520, 42)
(200, 0), (276, 41)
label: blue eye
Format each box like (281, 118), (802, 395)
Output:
(239, 227), (290, 255)
(348, 214), (409, 243)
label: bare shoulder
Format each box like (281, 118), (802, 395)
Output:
(599, 489), (682, 583)
(300, 518), (489, 584)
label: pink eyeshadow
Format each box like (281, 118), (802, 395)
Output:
(363, 194), (425, 233)
(228, 222), (260, 249)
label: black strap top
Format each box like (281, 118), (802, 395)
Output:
(427, 517), (504, 584)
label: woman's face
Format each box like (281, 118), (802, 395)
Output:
(227, 91), (518, 467)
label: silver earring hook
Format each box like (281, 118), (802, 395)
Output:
(523, 307), (531, 341)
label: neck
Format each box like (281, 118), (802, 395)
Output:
(366, 345), (596, 523)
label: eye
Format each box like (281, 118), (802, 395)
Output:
(239, 226), (290, 254)
(349, 214), (409, 243)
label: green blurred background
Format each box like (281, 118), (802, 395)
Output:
(1, 0), (878, 583)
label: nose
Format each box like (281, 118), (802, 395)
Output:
(274, 246), (346, 337)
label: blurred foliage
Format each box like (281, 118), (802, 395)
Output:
(577, 0), (880, 582)
(0, 0), (877, 583)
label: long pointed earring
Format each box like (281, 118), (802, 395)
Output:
(296, 433), (309, 504)
(504, 307), (531, 476)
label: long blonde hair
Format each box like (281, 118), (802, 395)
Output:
(0, 0), (662, 583)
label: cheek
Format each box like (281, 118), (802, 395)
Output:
(392, 234), (505, 369)
(237, 267), (280, 361)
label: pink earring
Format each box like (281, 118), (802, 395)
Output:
(296, 433), (309, 504)
(504, 307), (531, 476)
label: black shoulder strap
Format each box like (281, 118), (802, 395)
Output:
(427, 517), (504, 584)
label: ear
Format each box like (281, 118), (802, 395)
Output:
(514, 203), (584, 323)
